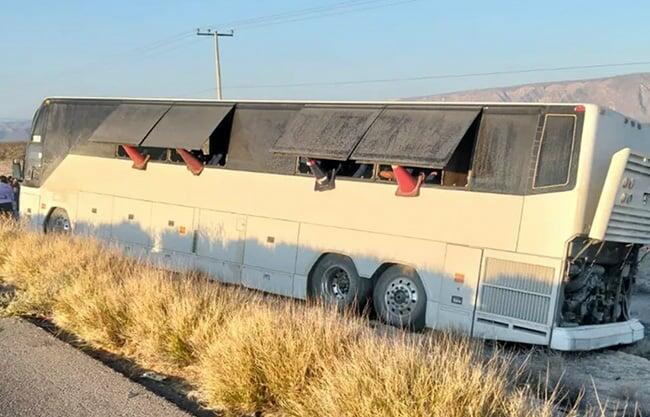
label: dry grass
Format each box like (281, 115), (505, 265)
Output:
(0, 219), (588, 417)
(0, 142), (26, 162)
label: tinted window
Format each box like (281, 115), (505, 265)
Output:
(471, 110), (540, 194)
(534, 115), (576, 188)
(24, 143), (43, 182)
(31, 103), (49, 139)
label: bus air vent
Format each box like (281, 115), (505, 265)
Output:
(478, 258), (555, 325)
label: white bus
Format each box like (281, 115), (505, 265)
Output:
(17, 97), (649, 350)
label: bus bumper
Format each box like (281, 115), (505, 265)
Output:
(550, 319), (644, 351)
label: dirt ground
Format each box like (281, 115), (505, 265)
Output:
(522, 261), (650, 415)
(0, 142), (26, 175)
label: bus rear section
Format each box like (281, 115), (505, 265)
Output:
(551, 111), (650, 350)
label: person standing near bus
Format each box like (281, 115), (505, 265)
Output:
(0, 176), (15, 216)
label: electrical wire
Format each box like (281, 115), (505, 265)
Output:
(217, 60), (650, 90)
(229, 0), (423, 30)
(211, 0), (389, 29)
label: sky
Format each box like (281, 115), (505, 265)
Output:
(2, 0), (650, 119)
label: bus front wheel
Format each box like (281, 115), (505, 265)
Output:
(309, 254), (371, 310)
(44, 207), (71, 234)
(373, 265), (427, 331)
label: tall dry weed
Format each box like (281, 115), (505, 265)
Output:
(195, 302), (368, 416)
(122, 270), (252, 371)
(0, 221), (586, 417)
(1, 232), (116, 316)
(293, 333), (560, 417)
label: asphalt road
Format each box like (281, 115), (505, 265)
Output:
(0, 317), (192, 417)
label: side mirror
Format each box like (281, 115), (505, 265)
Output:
(12, 159), (23, 181)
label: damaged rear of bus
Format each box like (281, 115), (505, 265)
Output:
(551, 106), (648, 350)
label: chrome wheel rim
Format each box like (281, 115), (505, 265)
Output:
(323, 265), (351, 300)
(384, 276), (418, 319)
(51, 216), (70, 233)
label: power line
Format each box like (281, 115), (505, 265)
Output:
(227, 0), (423, 31)
(221, 60), (650, 89)
(172, 59), (650, 97)
(212, 0), (382, 28)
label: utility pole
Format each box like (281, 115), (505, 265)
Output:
(196, 28), (234, 100)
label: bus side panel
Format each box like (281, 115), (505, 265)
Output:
(194, 209), (246, 285)
(242, 216), (299, 295)
(110, 197), (152, 247)
(75, 192), (113, 238)
(18, 187), (42, 230)
(150, 202), (195, 254)
(148, 202), (196, 271)
(437, 245), (483, 333)
(517, 191), (580, 258)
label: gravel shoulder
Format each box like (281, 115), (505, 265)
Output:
(0, 317), (192, 417)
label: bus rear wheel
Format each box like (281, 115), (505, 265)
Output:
(373, 265), (427, 331)
(309, 254), (371, 310)
(44, 208), (71, 234)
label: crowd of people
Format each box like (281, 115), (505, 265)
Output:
(0, 175), (19, 216)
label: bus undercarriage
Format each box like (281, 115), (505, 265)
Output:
(561, 238), (639, 327)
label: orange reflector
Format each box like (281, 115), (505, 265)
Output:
(178, 226), (186, 235)
(454, 273), (465, 284)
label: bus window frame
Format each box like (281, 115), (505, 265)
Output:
(531, 114), (577, 190)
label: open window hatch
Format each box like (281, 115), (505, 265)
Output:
(89, 102), (234, 174)
(271, 104), (482, 196)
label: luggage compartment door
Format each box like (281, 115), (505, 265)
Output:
(75, 192), (113, 239)
(150, 203), (195, 254)
(111, 197), (152, 247)
(195, 210), (246, 263)
(437, 245), (482, 333)
(19, 190), (41, 229)
(242, 216), (299, 294)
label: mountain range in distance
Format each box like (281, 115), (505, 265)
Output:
(415, 72), (650, 123)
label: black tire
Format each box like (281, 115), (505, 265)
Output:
(308, 254), (372, 310)
(373, 265), (427, 331)
(44, 207), (71, 234)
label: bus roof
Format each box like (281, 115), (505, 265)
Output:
(41, 96), (597, 109)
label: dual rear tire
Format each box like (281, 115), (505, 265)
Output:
(309, 255), (427, 330)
